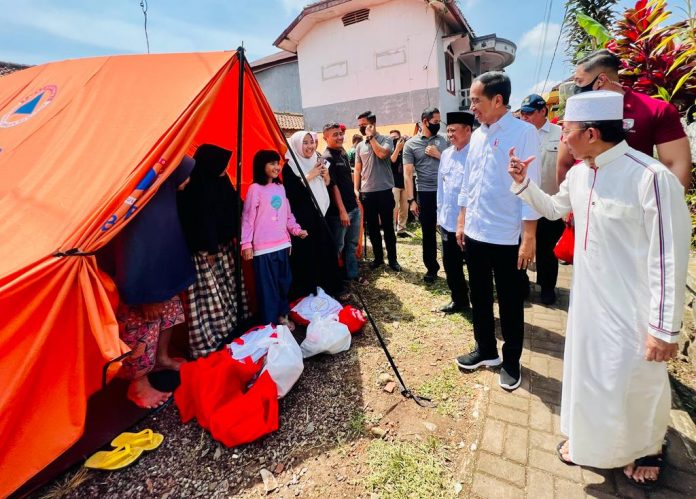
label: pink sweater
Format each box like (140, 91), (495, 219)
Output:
(241, 182), (303, 256)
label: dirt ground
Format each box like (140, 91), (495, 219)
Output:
(40, 228), (490, 498)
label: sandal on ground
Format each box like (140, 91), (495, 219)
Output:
(624, 448), (666, 490)
(111, 429), (164, 451)
(556, 440), (576, 466)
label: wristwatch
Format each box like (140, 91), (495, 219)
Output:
(408, 198), (416, 205)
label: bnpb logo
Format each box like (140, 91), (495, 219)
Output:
(0, 85), (57, 128)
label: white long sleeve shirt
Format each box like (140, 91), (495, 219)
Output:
(510, 140), (690, 469)
(458, 111), (540, 245)
(437, 143), (469, 232)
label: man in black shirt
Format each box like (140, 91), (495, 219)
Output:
(389, 129), (408, 236)
(322, 122), (362, 282)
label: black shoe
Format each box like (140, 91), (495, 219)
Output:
(397, 231), (411, 238)
(439, 301), (470, 314)
(388, 261), (402, 272)
(455, 349), (502, 370)
(540, 287), (556, 305)
(499, 363), (522, 391)
(423, 271), (438, 283)
(369, 260), (384, 270)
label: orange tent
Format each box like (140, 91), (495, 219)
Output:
(0, 50), (287, 496)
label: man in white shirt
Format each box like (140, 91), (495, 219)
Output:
(436, 111), (475, 313)
(454, 72), (540, 391)
(519, 93), (564, 305)
(509, 90), (689, 487)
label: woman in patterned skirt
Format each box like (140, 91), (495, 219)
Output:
(177, 144), (250, 358)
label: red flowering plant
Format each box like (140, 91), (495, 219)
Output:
(607, 0), (695, 111)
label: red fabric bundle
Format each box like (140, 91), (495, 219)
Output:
(338, 305), (367, 334)
(174, 350), (278, 447)
(554, 216), (575, 264)
(288, 298), (310, 326)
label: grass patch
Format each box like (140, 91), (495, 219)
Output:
(418, 364), (465, 417)
(39, 468), (92, 499)
(347, 410), (367, 437)
(366, 438), (450, 498)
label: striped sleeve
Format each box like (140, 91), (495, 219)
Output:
(640, 167), (691, 343)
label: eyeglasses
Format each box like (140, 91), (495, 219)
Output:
(560, 127), (587, 136)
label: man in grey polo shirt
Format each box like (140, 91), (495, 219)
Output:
(354, 110), (401, 271)
(404, 107), (449, 282)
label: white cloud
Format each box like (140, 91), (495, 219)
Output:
(519, 22), (562, 55)
(280, 0), (309, 13)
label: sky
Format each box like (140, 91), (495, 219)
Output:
(0, 0), (683, 112)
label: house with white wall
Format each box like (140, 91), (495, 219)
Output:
(271, 0), (516, 132)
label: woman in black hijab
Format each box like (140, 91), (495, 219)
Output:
(177, 144), (249, 358)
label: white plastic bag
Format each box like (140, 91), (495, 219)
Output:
(228, 324), (276, 363)
(301, 314), (351, 358)
(291, 287), (343, 323)
(262, 325), (304, 398)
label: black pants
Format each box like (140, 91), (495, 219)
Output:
(536, 217), (565, 291)
(362, 189), (397, 264)
(465, 236), (525, 369)
(417, 191), (439, 274)
(440, 227), (469, 305)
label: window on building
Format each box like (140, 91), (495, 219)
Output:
(445, 52), (456, 95)
(342, 9), (369, 26)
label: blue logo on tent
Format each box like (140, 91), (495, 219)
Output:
(15, 93), (44, 115)
(0, 85), (57, 128)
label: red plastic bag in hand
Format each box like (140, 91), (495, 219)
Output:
(554, 215), (575, 264)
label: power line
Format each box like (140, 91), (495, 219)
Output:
(534, 0), (554, 87)
(541, 3), (569, 95)
(140, 0), (150, 54)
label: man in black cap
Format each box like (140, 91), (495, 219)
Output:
(437, 111), (475, 313)
(519, 94), (563, 305)
(403, 107), (449, 283)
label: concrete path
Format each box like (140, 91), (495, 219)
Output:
(466, 265), (696, 498)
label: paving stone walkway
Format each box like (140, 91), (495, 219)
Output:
(466, 265), (696, 499)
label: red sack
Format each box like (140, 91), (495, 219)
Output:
(338, 305), (367, 334)
(554, 217), (575, 264)
(288, 298), (310, 326)
(209, 371), (279, 447)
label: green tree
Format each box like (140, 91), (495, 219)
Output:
(564, 0), (620, 62)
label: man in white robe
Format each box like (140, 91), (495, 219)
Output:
(507, 90), (690, 487)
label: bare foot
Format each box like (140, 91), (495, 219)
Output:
(127, 377), (172, 409)
(277, 315), (296, 332)
(558, 441), (572, 463)
(155, 355), (185, 371)
(623, 461), (660, 484)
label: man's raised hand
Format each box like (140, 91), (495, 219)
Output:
(508, 147), (535, 184)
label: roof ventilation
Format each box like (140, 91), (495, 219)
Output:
(342, 9), (370, 26)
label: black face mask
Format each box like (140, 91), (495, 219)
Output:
(574, 74), (599, 94)
(426, 122), (440, 135)
(359, 125), (367, 136)
(392, 137), (399, 146)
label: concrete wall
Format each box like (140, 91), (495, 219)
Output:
(253, 61), (303, 113)
(297, 0), (451, 127)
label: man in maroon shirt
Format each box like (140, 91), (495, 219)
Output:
(557, 49), (691, 188)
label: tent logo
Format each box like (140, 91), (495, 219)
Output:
(0, 85), (57, 128)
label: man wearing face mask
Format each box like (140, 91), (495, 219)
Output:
(556, 49), (690, 189)
(403, 107), (449, 283)
(355, 111), (401, 272)
(389, 129), (409, 236)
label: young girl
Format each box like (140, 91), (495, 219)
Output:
(241, 150), (308, 329)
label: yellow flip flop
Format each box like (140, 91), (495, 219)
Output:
(84, 444), (144, 470)
(110, 429), (164, 451)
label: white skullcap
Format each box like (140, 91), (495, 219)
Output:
(564, 90), (623, 122)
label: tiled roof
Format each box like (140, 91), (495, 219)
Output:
(250, 51), (297, 70)
(274, 112), (304, 130)
(0, 62), (30, 77)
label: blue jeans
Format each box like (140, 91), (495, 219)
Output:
(328, 207), (361, 280)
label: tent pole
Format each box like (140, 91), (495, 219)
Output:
(235, 47), (245, 323)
